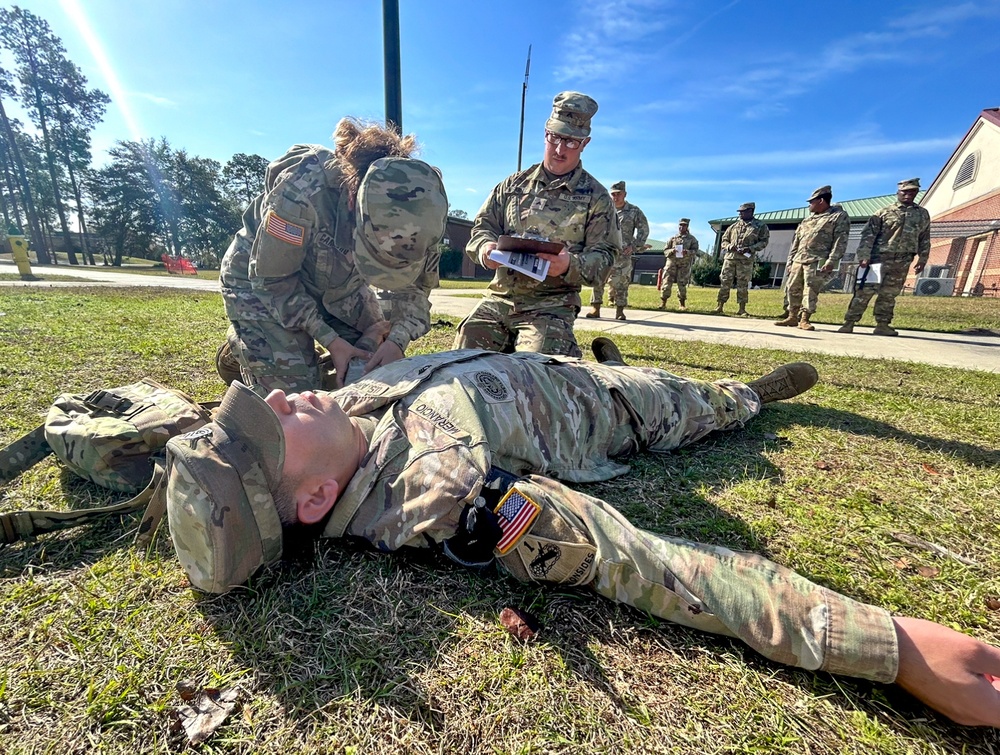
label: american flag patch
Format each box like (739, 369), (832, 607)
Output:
(264, 212), (305, 246)
(494, 487), (541, 555)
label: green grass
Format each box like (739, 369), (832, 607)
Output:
(1, 287), (999, 754)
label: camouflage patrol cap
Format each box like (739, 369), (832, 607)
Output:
(897, 177), (921, 191)
(610, 181), (626, 192)
(165, 381), (284, 594)
(546, 91), (598, 138)
(679, 218), (691, 225)
(738, 202), (755, 211)
(355, 157), (449, 289)
(808, 185), (832, 201)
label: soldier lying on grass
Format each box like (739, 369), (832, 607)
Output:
(164, 340), (1000, 728)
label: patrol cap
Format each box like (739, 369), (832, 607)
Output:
(808, 185), (832, 201)
(610, 181), (626, 192)
(545, 91), (598, 138)
(679, 218), (691, 225)
(738, 202), (755, 211)
(897, 177), (921, 191)
(165, 381), (284, 594)
(355, 157), (449, 289)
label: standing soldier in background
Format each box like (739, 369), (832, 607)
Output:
(217, 118), (448, 394)
(455, 91), (620, 357)
(775, 186), (849, 331)
(659, 218), (698, 311)
(586, 180), (648, 321)
(716, 202), (769, 316)
(838, 178), (930, 336)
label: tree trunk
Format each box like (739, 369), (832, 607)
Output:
(64, 157), (94, 264)
(0, 96), (49, 263)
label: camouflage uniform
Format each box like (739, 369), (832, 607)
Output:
(784, 204), (849, 314)
(321, 352), (894, 683)
(590, 200), (648, 308)
(843, 197), (931, 327)
(220, 146), (443, 394)
(661, 231), (699, 303)
(455, 163), (620, 357)
(718, 217), (769, 307)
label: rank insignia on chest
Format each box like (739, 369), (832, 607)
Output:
(494, 487), (541, 555)
(264, 211), (305, 246)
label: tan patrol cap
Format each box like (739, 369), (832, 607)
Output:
(808, 185), (832, 201)
(610, 181), (626, 192)
(165, 381), (286, 594)
(897, 178), (921, 191)
(546, 91), (598, 138)
(738, 202), (755, 211)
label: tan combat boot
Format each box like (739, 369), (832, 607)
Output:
(585, 305), (601, 319)
(678, 299), (686, 311)
(591, 336), (626, 365)
(736, 304), (748, 316)
(774, 307), (799, 326)
(873, 322), (898, 336)
(615, 306), (626, 321)
(714, 303), (725, 314)
(215, 341), (242, 386)
(658, 301), (667, 310)
(747, 362), (819, 404)
(797, 310), (815, 331)
(837, 322), (855, 333)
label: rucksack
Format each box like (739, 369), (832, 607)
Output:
(0, 378), (215, 544)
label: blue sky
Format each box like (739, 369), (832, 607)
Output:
(10, 0), (1000, 245)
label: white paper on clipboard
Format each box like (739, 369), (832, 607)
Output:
(488, 250), (551, 282)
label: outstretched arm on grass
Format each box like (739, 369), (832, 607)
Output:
(894, 617), (1000, 726)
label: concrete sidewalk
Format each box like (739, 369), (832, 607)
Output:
(3, 260), (997, 372)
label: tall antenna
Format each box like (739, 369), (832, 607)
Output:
(383, 0), (402, 133)
(516, 45), (532, 171)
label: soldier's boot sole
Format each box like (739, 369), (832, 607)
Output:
(591, 337), (626, 365)
(747, 363), (819, 404)
(215, 341), (242, 386)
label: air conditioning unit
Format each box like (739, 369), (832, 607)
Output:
(927, 264), (951, 278)
(914, 277), (957, 296)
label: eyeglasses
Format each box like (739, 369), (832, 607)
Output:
(545, 132), (584, 150)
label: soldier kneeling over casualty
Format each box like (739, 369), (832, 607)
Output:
(217, 118), (448, 395)
(166, 341), (1000, 729)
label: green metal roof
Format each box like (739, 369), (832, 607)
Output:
(708, 192), (925, 229)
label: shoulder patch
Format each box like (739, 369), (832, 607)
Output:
(264, 211), (305, 246)
(467, 370), (513, 404)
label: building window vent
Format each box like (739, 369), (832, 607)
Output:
(953, 151), (979, 189)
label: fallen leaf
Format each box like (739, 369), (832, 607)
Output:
(922, 463), (940, 475)
(916, 566), (940, 578)
(171, 685), (239, 745)
(986, 597), (1000, 611)
(893, 558), (912, 570)
(500, 606), (540, 641)
(814, 461), (832, 471)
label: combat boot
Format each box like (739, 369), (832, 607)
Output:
(837, 322), (855, 333)
(774, 307), (799, 326)
(615, 306), (626, 321)
(747, 362), (819, 404)
(797, 310), (815, 331)
(591, 336), (626, 365)
(658, 301), (666, 310)
(736, 304), (748, 316)
(714, 303), (725, 314)
(215, 341), (242, 386)
(678, 299), (686, 311)
(585, 305), (601, 319)
(873, 322), (898, 337)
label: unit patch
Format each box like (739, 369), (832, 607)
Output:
(466, 370), (513, 404)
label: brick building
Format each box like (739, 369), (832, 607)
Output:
(919, 107), (1000, 297)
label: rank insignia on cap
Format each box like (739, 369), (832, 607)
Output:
(264, 211), (305, 246)
(493, 486), (541, 555)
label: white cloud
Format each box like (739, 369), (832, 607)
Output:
(131, 92), (176, 107)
